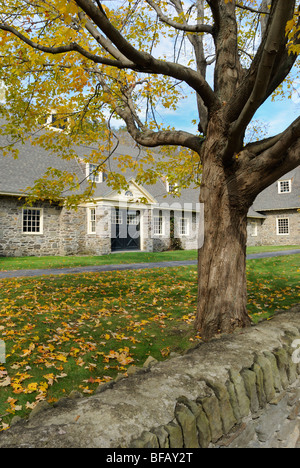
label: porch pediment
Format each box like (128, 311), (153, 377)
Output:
(105, 179), (157, 205)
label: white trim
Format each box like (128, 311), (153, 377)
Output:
(140, 210), (145, 251)
(179, 217), (189, 236)
(153, 212), (165, 236)
(250, 221), (258, 237)
(104, 179), (157, 205)
(278, 179), (291, 194)
(22, 208), (43, 235)
(252, 207), (299, 212)
(87, 207), (96, 234)
(165, 179), (178, 194)
(276, 217), (290, 235)
(86, 163), (103, 183)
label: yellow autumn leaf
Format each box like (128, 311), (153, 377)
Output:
(25, 382), (38, 393)
(54, 354), (68, 362)
(43, 373), (55, 385)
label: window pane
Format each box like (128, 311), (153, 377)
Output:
(89, 208), (96, 233)
(127, 213), (139, 225)
(279, 180), (291, 193)
(277, 218), (289, 234)
(153, 215), (163, 235)
(111, 211), (122, 224)
(88, 164), (101, 183)
(180, 218), (188, 236)
(23, 209), (41, 233)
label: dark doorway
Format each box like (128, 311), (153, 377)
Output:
(111, 209), (140, 251)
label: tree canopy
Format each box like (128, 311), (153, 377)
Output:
(0, 0), (298, 203)
(0, 0), (299, 338)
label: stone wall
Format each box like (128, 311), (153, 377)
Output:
(0, 195), (88, 257)
(1, 194), (298, 257)
(85, 206), (111, 256)
(0, 196), (62, 257)
(247, 210), (300, 247)
(0, 306), (299, 449)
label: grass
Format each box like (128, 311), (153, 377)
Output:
(0, 253), (299, 430)
(0, 245), (299, 271)
(0, 249), (197, 271)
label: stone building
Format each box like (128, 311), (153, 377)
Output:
(0, 133), (299, 257)
(247, 167), (300, 247)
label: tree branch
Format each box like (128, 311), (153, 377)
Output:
(145, 0), (213, 34)
(236, 2), (270, 15)
(233, 117), (300, 202)
(224, 0), (296, 161)
(74, 0), (218, 111)
(0, 21), (134, 68)
(168, 0), (210, 133)
(257, 115), (300, 166)
(244, 132), (283, 155)
(77, 11), (132, 64)
(95, 70), (204, 154)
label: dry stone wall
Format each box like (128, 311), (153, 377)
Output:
(0, 306), (299, 449)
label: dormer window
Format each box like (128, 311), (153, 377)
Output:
(86, 164), (107, 183)
(165, 179), (178, 193)
(278, 180), (291, 193)
(43, 112), (69, 131)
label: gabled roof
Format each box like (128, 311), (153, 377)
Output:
(0, 127), (299, 216)
(0, 128), (200, 209)
(251, 167), (300, 212)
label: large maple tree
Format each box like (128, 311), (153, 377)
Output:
(0, 0), (299, 339)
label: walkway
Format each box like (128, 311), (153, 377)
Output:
(0, 249), (299, 279)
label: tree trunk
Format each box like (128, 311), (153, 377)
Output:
(195, 141), (252, 340)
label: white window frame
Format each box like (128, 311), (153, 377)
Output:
(278, 180), (291, 194)
(111, 210), (122, 225)
(86, 163), (102, 183)
(87, 208), (96, 234)
(22, 208), (43, 235)
(276, 217), (290, 235)
(153, 212), (164, 236)
(43, 112), (69, 132)
(165, 179), (178, 194)
(179, 217), (189, 236)
(127, 212), (139, 225)
(250, 221), (258, 237)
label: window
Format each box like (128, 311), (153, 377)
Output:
(166, 180), (178, 193)
(278, 180), (291, 193)
(153, 211), (164, 235)
(86, 164), (102, 183)
(179, 217), (189, 236)
(277, 217), (290, 235)
(111, 210), (122, 225)
(250, 221), (258, 237)
(23, 208), (43, 234)
(42, 113), (69, 131)
(88, 208), (96, 234)
(127, 212), (139, 225)
(50, 114), (68, 131)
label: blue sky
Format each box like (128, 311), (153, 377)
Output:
(162, 85), (299, 140)
(254, 95), (299, 137)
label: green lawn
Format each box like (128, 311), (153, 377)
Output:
(0, 245), (299, 271)
(0, 253), (299, 430)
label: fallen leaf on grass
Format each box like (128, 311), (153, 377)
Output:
(0, 376), (11, 387)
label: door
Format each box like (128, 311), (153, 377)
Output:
(111, 209), (140, 251)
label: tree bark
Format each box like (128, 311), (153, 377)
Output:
(195, 124), (252, 339)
